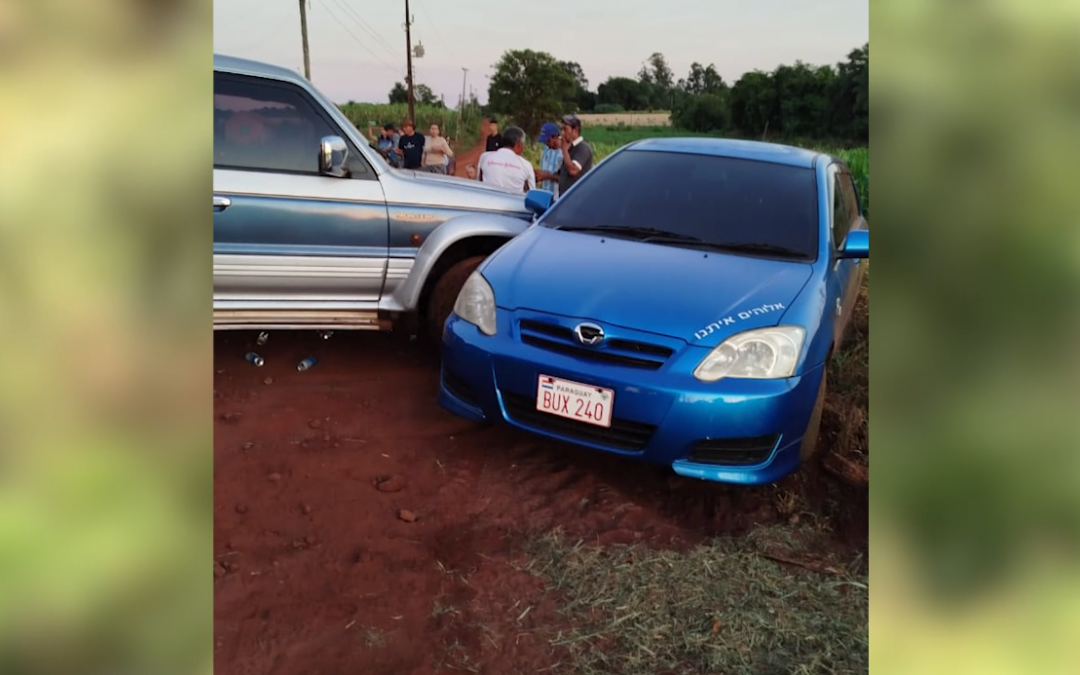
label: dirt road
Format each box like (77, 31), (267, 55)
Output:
(450, 135), (485, 177)
(214, 329), (864, 675)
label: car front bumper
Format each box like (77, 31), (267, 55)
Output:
(438, 312), (825, 486)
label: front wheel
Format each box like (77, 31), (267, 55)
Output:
(425, 255), (487, 345)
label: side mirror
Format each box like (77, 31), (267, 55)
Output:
(318, 136), (350, 178)
(838, 229), (868, 259)
(524, 189), (554, 216)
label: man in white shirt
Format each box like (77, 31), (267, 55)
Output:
(477, 126), (536, 194)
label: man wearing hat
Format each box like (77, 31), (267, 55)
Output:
(557, 114), (594, 196)
(534, 122), (563, 197)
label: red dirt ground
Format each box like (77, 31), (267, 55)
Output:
(450, 134), (485, 178)
(214, 329), (865, 675)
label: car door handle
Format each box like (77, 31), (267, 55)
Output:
(213, 196), (232, 209)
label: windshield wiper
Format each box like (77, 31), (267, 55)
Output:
(555, 226), (808, 259)
(707, 242), (808, 258)
(555, 225), (701, 242)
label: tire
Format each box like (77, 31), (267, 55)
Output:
(799, 368), (828, 463)
(425, 255), (487, 345)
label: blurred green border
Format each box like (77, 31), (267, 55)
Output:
(0, 0), (212, 673)
(873, 0), (1080, 673)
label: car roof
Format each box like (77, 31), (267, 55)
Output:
(624, 137), (825, 169)
(214, 53), (306, 84)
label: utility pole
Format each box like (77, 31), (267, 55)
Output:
(404, 0), (415, 122)
(299, 0), (311, 80)
(460, 67), (468, 116)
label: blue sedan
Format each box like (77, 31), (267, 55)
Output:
(437, 137), (868, 485)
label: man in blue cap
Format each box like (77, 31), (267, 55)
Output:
(534, 122), (564, 197)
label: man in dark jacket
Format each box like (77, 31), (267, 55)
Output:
(557, 114), (594, 196)
(397, 119), (425, 170)
(485, 118), (502, 153)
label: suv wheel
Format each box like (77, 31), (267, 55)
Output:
(425, 255), (487, 345)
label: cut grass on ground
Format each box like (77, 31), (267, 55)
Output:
(524, 525), (868, 675)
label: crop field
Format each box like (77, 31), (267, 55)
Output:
(337, 101), (485, 149)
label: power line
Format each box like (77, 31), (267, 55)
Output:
(414, 0), (457, 61)
(224, 13), (295, 54)
(330, 0), (399, 59)
(314, 0), (399, 71)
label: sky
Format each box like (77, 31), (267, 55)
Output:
(213, 0), (868, 106)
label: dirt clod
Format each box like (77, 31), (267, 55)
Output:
(264, 377), (273, 385)
(268, 473), (282, 483)
(398, 509), (418, 523)
(376, 475), (406, 493)
(235, 503), (249, 514)
(309, 419), (323, 429)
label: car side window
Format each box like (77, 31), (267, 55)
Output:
(214, 73), (370, 177)
(846, 174), (863, 219)
(831, 172), (851, 249)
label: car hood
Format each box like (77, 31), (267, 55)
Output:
(381, 168), (533, 214)
(392, 167), (512, 193)
(481, 227), (814, 347)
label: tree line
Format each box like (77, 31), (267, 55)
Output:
(479, 44), (868, 144)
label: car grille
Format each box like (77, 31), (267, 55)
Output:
(518, 319), (673, 370)
(687, 434), (779, 466)
(501, 392), (656, 451)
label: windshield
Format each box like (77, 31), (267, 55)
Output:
(541, 150), (819, 260)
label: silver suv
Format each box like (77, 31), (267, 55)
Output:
(213, 54), (533, 342)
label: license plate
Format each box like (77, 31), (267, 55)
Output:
(535, 374), (614, 428)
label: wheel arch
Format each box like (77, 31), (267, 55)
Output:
(417, 235), (512, 319)
(389, 212), (530, 315)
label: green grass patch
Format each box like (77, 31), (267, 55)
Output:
(523, 526), (868, 675)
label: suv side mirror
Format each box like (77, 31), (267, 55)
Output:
(838, 229), (868, 259)
(524, 189), (554, 216)
(319, 136), (350, 178)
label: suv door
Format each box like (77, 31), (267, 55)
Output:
(213, 71), (390, 316)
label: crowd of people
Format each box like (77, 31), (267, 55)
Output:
(368, 113), (594, 198)
(366, 120), (456, 175)
(473, 114), (594, 198)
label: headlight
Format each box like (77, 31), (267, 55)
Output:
(693, 326), (806, 382)
(453, 270), (497, 336)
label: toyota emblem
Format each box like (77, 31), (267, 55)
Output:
(574, 322), (605, 345)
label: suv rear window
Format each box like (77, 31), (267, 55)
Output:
(541, 150), (819, 260)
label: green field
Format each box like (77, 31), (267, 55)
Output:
(522, 127), (869, 216)
(337, 102), (485, 150)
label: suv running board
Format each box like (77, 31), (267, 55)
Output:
(213, 309), (391, 331)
